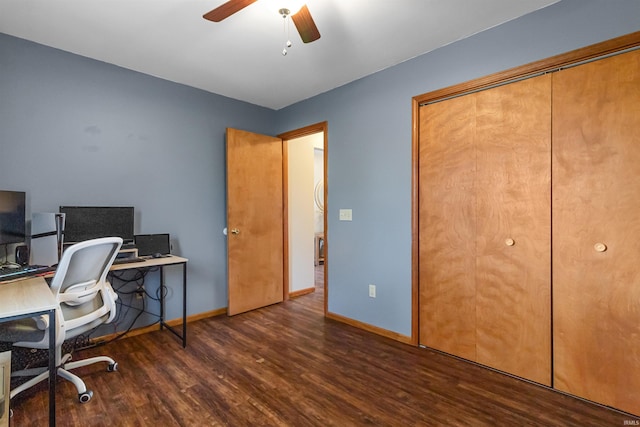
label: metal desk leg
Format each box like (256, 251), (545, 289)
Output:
(159, 267), (165, 331)
(157, 262), (187, 347)
(48, 308), (56, 427)
(182, 263), (187, 348)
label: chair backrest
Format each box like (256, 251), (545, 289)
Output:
(50, 237), (123, 338)
(51, 237), (122, 295)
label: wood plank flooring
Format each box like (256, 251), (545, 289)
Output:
(9, 284), (637, 426)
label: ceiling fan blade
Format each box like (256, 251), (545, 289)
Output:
(291, 4), (321, 43)
(203, 0), (258, 22)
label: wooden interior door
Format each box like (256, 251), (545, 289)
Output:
(474, 75), (551, 385)
(226, 128), (284, 316)
(419, 94), (477, 360)
(552, 50), (640, 414)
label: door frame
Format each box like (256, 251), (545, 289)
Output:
(279, 121), (328, 314)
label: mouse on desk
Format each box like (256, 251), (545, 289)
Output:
(152, 253), (163, 258)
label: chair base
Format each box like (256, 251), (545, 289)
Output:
(10, 353), (117, 403)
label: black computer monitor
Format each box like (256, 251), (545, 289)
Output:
(134, 234), (171, 257)
(60, 206), (135, 244)
(0, 190), (26, 245)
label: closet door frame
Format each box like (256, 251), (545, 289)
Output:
(410, 31), (640, 345)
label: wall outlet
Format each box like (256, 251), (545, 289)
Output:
(369, 284), (376, 298)
(135, 286), (145, 299)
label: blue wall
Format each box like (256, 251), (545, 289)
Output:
(0, 35), (277, 324)
(1, 0), (639, 338)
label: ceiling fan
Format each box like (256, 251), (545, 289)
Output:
(203, 0), (321, 44)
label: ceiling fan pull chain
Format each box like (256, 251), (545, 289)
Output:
(280, 7), (292, 56)
(286, 10), (292, 48)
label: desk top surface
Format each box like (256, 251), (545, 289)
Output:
(0, 256), (187, 320)
(10, 255), (188, 281)
(0, 276), (57, 319)
(109, 255), (188, 271)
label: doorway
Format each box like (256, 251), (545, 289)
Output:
(279, 122), (327, 313)
(225, 123), (327, 315)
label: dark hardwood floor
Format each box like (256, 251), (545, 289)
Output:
(9, 280), (636, 426)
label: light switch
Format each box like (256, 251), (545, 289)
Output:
(339, 209), (352, 221)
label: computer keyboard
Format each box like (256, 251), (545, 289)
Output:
(0, 265), (56, 282)
(112, 257), (145, 265)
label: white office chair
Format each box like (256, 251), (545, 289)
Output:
(3, 237), (123, 403)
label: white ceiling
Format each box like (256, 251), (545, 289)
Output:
(0, 0), (559, 110)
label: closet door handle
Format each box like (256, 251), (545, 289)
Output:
(594, 242), (607, 252)
(231, 228), (240, 235)
(505, 238), (515, 246)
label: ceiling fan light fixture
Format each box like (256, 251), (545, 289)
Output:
(279, 7), (290, 18)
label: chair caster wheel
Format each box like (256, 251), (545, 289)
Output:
(107, 362), (118, 372)
(79, 390), (93, 403)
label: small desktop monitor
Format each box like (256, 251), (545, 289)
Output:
(0, 190), (26, 245)
(134, 234), (171, 257)
(60, 206), (134, 244)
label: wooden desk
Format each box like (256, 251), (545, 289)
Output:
(0, 277), (57, 426)
(110, 255), (188, 347)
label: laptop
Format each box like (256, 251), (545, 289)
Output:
(134, 234), (171, 258)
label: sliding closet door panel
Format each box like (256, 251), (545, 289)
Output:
(419, 95), (477, 360)
(553, 50), (640, 414)
(474, 75), (552, 385)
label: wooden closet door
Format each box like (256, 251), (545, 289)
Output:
(419, 95), (477, 360)
(553, 50), (640, 414)
(474, 75), (552, 385)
